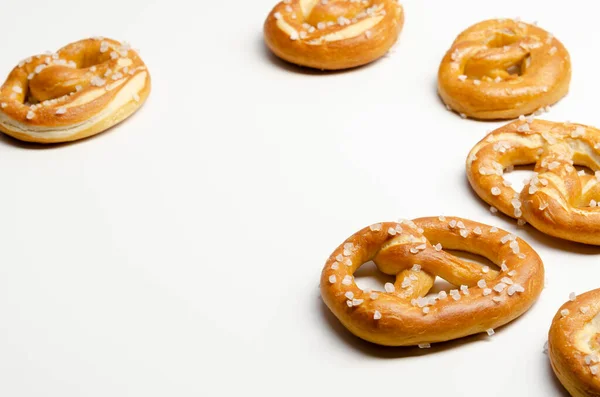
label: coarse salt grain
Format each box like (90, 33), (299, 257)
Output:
(328, 275), (336, 284)
(384, 283), (395, 293)
(561, 309), (570, 317)
(373, 310), (382, 320)
(370, 223), (382, 231)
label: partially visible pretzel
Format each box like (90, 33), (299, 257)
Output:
(549, 289), (600, 397)
(467, 119), (600, 245)
(0, 38), (151, 143)
(264, 0), (404, 70)
(438, 19), (571, 120)
(320, 217), (544, 347)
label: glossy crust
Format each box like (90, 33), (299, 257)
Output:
(264, 0), (404, 70)
(0, 38), (151, 143)
(466, 119), (600, 245)
(438, 19), (571, 119)
(320, 217), (544, 346)
(549, 289), (600, 397)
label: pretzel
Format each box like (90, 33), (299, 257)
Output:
(549, 289), (600, 397)
(0, 38), (151, 143)
(320, 217), (544, 346)
(438, 19), (571, 119)
(263, 0), (404, 70)
(467, 119), (600, 245)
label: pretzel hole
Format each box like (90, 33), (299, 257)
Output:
(503, 164), (536, 193)
(574, 165), (596, 176)
(353, 261), (395, 292)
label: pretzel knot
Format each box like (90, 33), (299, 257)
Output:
(438, 19), (571, 119)
(0, 38), (151, 143)
(467, 119), (600, 245)
(549, 289), (600, 397)
(264, 0), (404, 70)
(320, 217), (544, 347)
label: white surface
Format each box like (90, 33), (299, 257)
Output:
(0, 0), (599, 396)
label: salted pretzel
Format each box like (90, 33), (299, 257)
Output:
(467, 119), (600, 245)
(0, 38), (151, 143)
(438, 19), (571, 119)
(264, 0), (404, 70)
(320, 217), (544, 346)
(549, 289), (600, 396)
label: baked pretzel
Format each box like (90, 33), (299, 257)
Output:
(320, 217), (544, 346)
(549, 289), (600, 397)
(438, 19), (571, 119)
(0, 38), (151, 143)
(467, 119), (600, 245)
(263, 0), (404, 70)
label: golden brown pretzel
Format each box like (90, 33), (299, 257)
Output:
(320, 217), (544, 346)
(0, 38), (151, 143)
(549, 289), (600, 397)
(467, 119), (600, 245)
(438, 19), (571, 119)
(264, 0), (404, 70)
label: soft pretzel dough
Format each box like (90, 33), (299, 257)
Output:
(438, 19), (570, 119)
(0, 38), (151, 143)
(264, 0), (404, 70)
(320, 217), (544, 346)
(549, 289), (600, 397)
(467, 119), (600, 245)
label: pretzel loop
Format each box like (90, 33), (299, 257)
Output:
(549, 289), (600, 397)
(467, 119), (600, 245)
(264, 0), (404, 70)
(320, 217), (544, 346)
(0, 38), (151, 143)
(438, 19), (571, 119)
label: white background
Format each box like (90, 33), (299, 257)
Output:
(0, 0), (598, 395)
